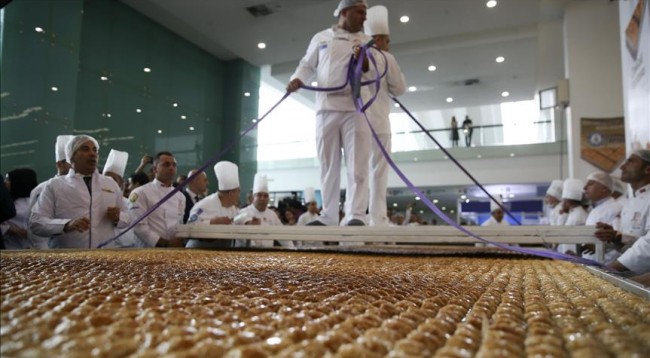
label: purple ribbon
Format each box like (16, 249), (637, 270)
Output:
(98, 92), (291, 248)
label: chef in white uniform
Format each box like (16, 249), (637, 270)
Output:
(544, 179), (567, 226)
(102, 149), (140, 248)
(128, 151), (185, 248)
(481, 197), (510, 227)
(581, 171), (622, 261)
(297, 187), (320, 226)
(364, 5), (407, 227)
(235, 173), (294, 248)
(286, 0), (371, 226)
(186, 161), (241, 249)
(30, 135), (130, 249)
(27, 134), (73, 249)
(596, 150), (650, 275)
(557, 178), (588, 254)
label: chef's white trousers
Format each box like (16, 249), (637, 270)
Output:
(316, 110), (370, 226)
(368, 133), (391, 226)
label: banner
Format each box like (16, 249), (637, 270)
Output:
(580, 117), (626, 173)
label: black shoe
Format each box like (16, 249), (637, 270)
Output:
(306, 220), (327, 226)
(346, 219), (365, 226)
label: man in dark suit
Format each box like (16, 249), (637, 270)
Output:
(182, 169), (208, 223)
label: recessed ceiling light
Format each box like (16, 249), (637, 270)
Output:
(157, 129), (162, 134)
(181, 115), (187, 119)
(400, 16), (410, 23)
(461, 194), (467, 199)
(244, 92), (251, 97)
(100, 76), (108, 81)
(501, 91), (510, 97)
(510, 153), (515, 157)
(428, 65), (437, 72)
(477, 154), (482, 158)
(496, 56), (505, 63)
(252, 119), (257, 123)
(311, 81), (318, 86)
(415, 196), (421, 201)
(189, 126), (195, 131)
(172, 102), (178, 107)
(419, 210), (424, 214)
(465, 199), (470, 203)
(35, 27), (44, 33)
(51, 86), (58, 92)
(136, 108), (142, 113)
(408, 86), (417, 92)
(143, 67), (151, 72)
(450, 209), (455, 214)
(106, 113), (111, 118)
(433, 199), (439, 204)
(394, 103), (400, 107)
(257, 42), (266, 49)
(446, 97), (453, 103)
(486, 0), (497, 8)
(509, 194), (515, 198)
(393, 203), (398, 207)
(442, 206), (447, 211)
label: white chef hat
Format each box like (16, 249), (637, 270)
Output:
(562, 178), (584, 201)
(65, 135), (99, 163)
(304, 187), (316, 203)
(333, 0), (368, 17)
(545, 179), (563, 199)
(611, 175), (627, 195)
(632, 149), (650, 163)
(489, 196), (503, 212)
(102, 149), (129, 177)
(364, 5), (389, 36)
(253, 173), (269, 194)
(55, 135), (73, 162)
(214, 161), (239, 191)
(586, 171), (612, 191)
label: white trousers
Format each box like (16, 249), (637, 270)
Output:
(316, 110), (370, 225)
(368, 133), (391, 226)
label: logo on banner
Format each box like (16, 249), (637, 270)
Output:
(580, 117), (626, 173)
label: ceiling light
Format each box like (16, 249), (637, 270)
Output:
(509, 194), (515, 198)
(181, 115), (187, 119)
(510, 153), (515, 157)
(465, 199), (470, 203)
(51, 87), (58, 92)
(394, 103), (400, 108)
(450, 210), (455, 214)
(106, 113), (111, 118)
(189, 126), (195, 131)
(433, 199), (439, 204)
(461, 194), (467, 199)
(136, 108), (142, 113)
(400, 16), (410, 23)
(172, 102), (178, 107)
(496, 56), (505, 63)
(442, 206), (447, 211)
(393, 203), (398, 207)
(100, 76), (108, 81)
(501, 91), (510, 97)
(415, 196), (420, 201)
(477, 154), (482, 158)
(143, 67), (151, 72)
(244, 92), (251, 97)
(35, 27), (44, 33)
(446, 97), (453, 103)
(419, 210), (424, 214)
(408, 86), (417, 92)
(252, 119), (257, 123)
(157, 129), (162, 134)
(486, 0), (497, 8)
(428, 65), (437, 72)
(257, 42), (266, 49)
(311, 81), (318, 86)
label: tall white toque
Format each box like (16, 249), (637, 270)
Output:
(214, 161), (239, 191)
(364, 5), (389, 36)
(253, 173), (269, 194)
(562, 178), (584, 201)
(546, 179), (563, 199)
(103, 149), (129, 177)
(304, 187), (316, 203)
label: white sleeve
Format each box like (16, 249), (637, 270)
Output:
(617, 234), (650, 274)
(290, 33), (320, 83)
(385, 52), (406, 97)
(128, 189), (159, 247)
(30, 182), (69, 236)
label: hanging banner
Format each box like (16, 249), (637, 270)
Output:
(580, 117), (626, 173)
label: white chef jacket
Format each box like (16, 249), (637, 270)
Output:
(30, 169), (130, 249)
(481, 216), (511, 227)
(26, 178), (56, 249)
(557, 205), (588, 254)
(297, 211), (320, 226)
(618, 184), (650, 245)
(549, 204), (567, 226)
(235, 204), (293, 248)
(617, 234), (650, 274)
(1, 197), (30, 249)
(291, 26), (371, 112)
(185, 193), (239, 249)
(583, 196), (623, 262)
(107, 197), (140, 248)
(365, 49), (406, 135)
(128, 178), (186, 247)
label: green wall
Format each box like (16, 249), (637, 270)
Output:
(0, 0), (259, 197)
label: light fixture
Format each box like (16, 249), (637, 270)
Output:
(415, 196), (421, 201)
(496, 56), (505, 63)
(252, 119), (257, 123)
(461, 194), (467, 199)
(311, 81), (318, 86)
(408, 86), (417, 92)
(501, 91), (510, 97)
(100, 76), (108, 81)
(486, 0), (497, 8)
(244, 92), (251, 97)
(35, 27), (44, 33)
(442, 206), (447, 211)
(477, 154), (482, 158)
(510, 153), (515, 157)
(400, 15), (410, 23)
(428, 65), (437, 72)
(393, 203), (398, 207)
(189, 126), (195, 131)
(106, 113), (111, 118)
(450, 210), (455, 214)
(257, 42), (266, 49)
(413, 157), (418, 161)
(446, 97), (453, 103)
(433, 199), (439, 204)
(172, 102), (178, 107)
(181, 115), (187, 119)
(157, 129), (162, 134)
(419, 210), (424, 214)
(136, 108), (142, 113)
(465, 199), (470, 203)
(394, 103), (400, 107)
(51, 87), (58, 92)
(509, 194), (515, 198)
(143, 67), (151, 72)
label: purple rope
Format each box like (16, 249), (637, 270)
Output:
(392, 97), (522, 226)
(98, 92), (291, 248)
